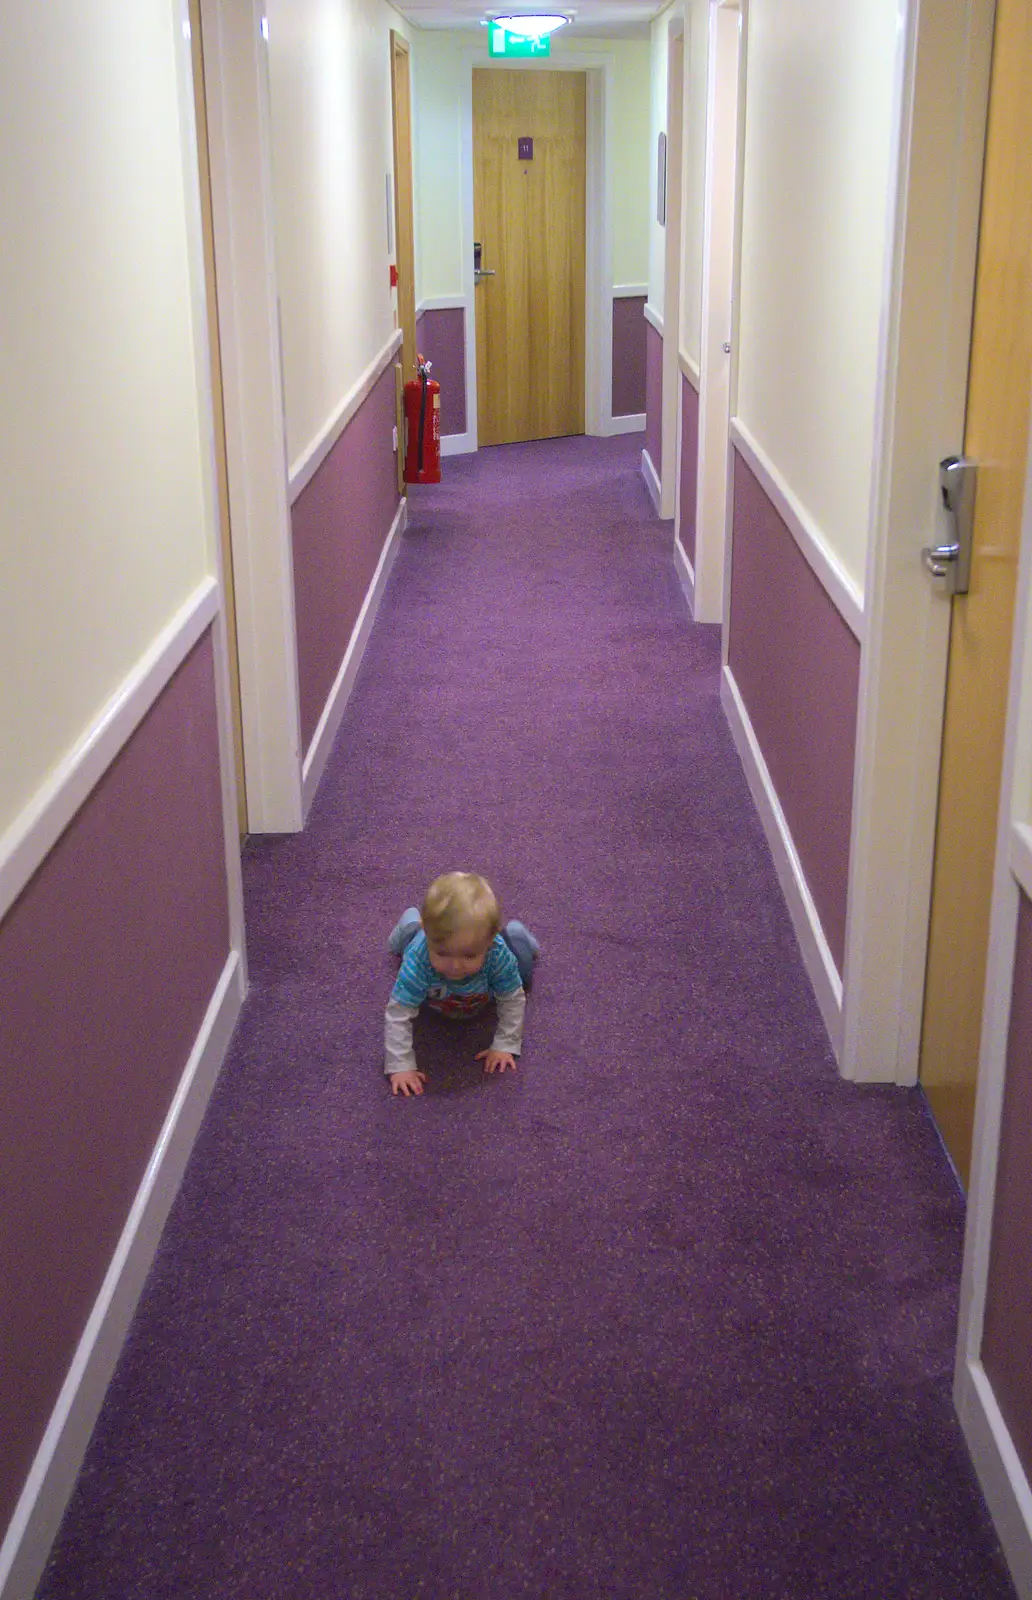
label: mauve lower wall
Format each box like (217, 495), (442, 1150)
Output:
(415, 308), (466, 437)
(0, 631), (230, 1533)
(727, 449), (859, 973)
(644, 318), (663, 480)
(292, 362), (402, 753)
(612, 295), (647, 417)
(982, 889), (1032, 1482)
(679, 373), (700, 567)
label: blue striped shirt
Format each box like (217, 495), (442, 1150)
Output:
(391, 931), (522, 1014)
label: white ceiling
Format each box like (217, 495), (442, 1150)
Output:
(393, 0), (660, 40)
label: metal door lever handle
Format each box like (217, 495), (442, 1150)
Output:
(922, 456), (976, 593)
(474, 268), (496, 281)
(922, 541), (960, 578)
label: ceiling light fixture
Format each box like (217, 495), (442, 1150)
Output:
(490, 13), (570, 37)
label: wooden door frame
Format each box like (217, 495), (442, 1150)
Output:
(833, 0), (996, 1085)
(459, 43), (614, 451)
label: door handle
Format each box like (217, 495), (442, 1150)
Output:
(923, 542), (961, 579)
(473, 240), (495, 283)
(922, 456), (976, 594)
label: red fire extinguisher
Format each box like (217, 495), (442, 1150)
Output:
(403, 356), (441, 485)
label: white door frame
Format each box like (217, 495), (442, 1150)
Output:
(459, 43), (616, 449)
(659, 13), (685, 522)
(180, 0), (247, 959)
(720, 0), (750, 658)
(687, 0), (740, 623)
(199, 0), (304, 833)
(673, 0), (704, 613)
(954, 403), (1032, 1599)
(838, 0), (995, 1084)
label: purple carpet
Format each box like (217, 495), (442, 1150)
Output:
(37, 436), (1015, 1599)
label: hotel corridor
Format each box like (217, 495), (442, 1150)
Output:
(36, 437), (1015, 1598)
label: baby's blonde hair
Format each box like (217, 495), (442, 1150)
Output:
(421, 872), (501, 945)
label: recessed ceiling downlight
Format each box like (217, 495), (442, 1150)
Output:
(491, 13), (570, 36)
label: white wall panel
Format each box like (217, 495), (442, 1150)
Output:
(412, 33), (467, 301)
(265, 0), (407, 467)
(606, 40), (652, 289)
(735, 0), (899, 591)
(0, 1), (211, 837)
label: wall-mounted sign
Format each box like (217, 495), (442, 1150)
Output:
(488, 24), (551, 57)
(518, 137), (534, 160)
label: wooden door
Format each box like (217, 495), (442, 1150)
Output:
(919, 0), (1032, 1187)
(390, 32), (416, 384)
(391, 31), (416, 502)
(191, 0), (247, 838)
(473, 69), (585, 447)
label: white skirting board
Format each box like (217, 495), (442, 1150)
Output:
(641, 448), (662, 516)
(441, 432), (475, 458)
(956, 1362), (1032, 1600)
(0, 951), (246, 1600)
(441, 422), (643, 454)
(674, 535), (695, 617)
(606, 413), (646, 437)
(720, 663), (844, 1058)
(301, 496), (408, 816)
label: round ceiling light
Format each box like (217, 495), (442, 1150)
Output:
(491, 13), (570, 36)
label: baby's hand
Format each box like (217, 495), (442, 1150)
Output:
(476, 1050), (517, 1074)
(391, 1070), (428, 1097)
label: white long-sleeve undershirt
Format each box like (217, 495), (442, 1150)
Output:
(384, 987), (526, 1075)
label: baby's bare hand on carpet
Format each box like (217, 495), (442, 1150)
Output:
(476, 1050), (517, 1074)
(391, 1070), (428, 1097)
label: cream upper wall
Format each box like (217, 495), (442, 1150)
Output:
(412, 32), (466, 301)
(412, 31), (651, 302)
(735, 0), (900, 592)
(604, 40), (652, 288)
(679, 0), (709, 369)
(0, 2), (211, 838)
(265, 0), (409, 469)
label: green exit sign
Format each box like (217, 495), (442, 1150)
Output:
(488, 24), (551, 57)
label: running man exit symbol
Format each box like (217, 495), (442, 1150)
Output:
(518, 137), (533, 161)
